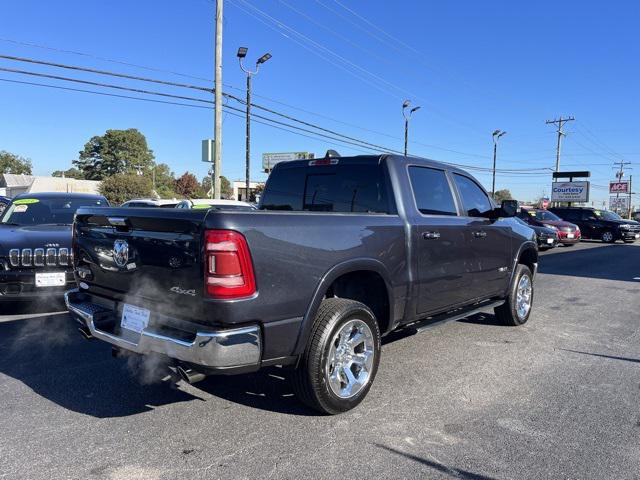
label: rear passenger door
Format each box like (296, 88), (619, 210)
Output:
(408, 166), (477, 315)
(452, 174), (512, 298)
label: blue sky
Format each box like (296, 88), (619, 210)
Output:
(1, 0), (638, 205)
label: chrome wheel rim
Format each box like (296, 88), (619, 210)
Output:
(602, 232), (613, 242)
(325, 319), (375, 399)
(516, 274), (532, 320)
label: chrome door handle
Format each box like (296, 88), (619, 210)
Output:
(422, 231), (441, 239)
(473, 231), (487, 238)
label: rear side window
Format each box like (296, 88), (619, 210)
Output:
(260, 163), (393, 213)
(408, 166), (457, 216)
(453, 174), (492, 217)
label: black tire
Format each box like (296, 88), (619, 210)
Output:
(291, 298), (381, 415)
(601, 230), (615, 243)
(494, 264), (534, 326)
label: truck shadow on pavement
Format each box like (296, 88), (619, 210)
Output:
(0, 313), (203, 418)
(0, 311), (322, 417)
(538, 243), (640, 283)
(0, 308), (515, 418)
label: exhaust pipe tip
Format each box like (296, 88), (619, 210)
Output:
(78, 326), (93, 340)
(177, 366), (206, 384)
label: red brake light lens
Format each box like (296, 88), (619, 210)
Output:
(204, 230), (256, 298)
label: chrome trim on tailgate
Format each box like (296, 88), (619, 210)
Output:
(64, 289), (261, 368)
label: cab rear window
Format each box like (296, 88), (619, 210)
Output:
(260, 163), (394, 213)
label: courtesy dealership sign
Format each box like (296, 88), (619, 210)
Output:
(551, 181), (590, 202)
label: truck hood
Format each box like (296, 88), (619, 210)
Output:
(0, 224), (72, 253)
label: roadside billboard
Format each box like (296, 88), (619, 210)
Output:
(609, 181), (629, 194)
(609, 196), (629, 211)
(551, 181), (590, 203)
(262, 152), (314, 171)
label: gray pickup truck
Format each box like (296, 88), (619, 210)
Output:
(66, 154), (537, 414)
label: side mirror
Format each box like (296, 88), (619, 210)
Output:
(500, 200), (518, 217)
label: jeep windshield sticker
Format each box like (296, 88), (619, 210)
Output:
(13, 198), (40, 205)
(12, 205), (28, 213)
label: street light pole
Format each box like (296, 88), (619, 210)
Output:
(491, 130), (507, 199)
(238, 47), (271, 202)
(213, 0), (223, 199)
(402, 100), (420, 157)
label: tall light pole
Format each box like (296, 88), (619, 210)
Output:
(402, 100), (420, 156)
(238, 47), (271, 202)
(213, 0), (224, 199)
(491, 129), (507, 199)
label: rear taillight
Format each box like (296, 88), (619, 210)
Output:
(204, 230), (256, 299)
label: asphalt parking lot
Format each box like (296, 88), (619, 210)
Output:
(1, 241), (639, 480)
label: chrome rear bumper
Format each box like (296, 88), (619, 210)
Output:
(64, 289), (261, 370)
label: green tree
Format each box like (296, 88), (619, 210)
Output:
(74, 129), (155, 180)
(52, 167), (85, 179)
(99, 174), (153, 205)
(493, 189), (513, 203)
(202, 175), (232, 199)
(175, 172), (203, 198)
(0, 151), (32, 175)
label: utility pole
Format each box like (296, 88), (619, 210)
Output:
(213, 0), (223, 199)
(546, 116), (575, 172)
(402, 100), (420, 156)
(613, 160), (632, 214)
(237, 47), (271, 201)
(491, 130), (507, 199)
(628, 175), (633, 219)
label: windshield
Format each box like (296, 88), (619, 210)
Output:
(528, 210), (561, 221)
(0, 197), (106, 226)
(594, 210), (622, 221)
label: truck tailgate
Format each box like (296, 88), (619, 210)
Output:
(74, 208), (208, 320)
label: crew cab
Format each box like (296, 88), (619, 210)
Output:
(0, 192), (108, 301)
(65, 155), (537, 414)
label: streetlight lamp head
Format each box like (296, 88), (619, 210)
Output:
(237, 47), (248, 59)
(492, 129), (501, 137)
(257, 53), (272, 64)
(499, 131), (507, 138)
(402, 99), (411, 108)
(410, 106), (421, 114)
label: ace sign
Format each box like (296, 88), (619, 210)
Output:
(609, 181), (629, 194)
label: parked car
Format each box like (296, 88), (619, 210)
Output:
(66, 154), (538, 414)
(120, 198), (180, 208)
(518, 208), (580, 246)
(514, 217), (558, 250)
(0, 192), (108, 302)
(549, 206), (640, 243)
(0, 196), (10, 216)
(633, 211), (640, 222)
(175, 199), (256, 211)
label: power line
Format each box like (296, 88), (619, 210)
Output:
(1, 38), (496, 157)
(0, 56), (401, 152)
(229, 0), (486, 136)
(0, 77), (377, 156)
(0, 71), (387, 155)
(0, 53), (498, 159)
